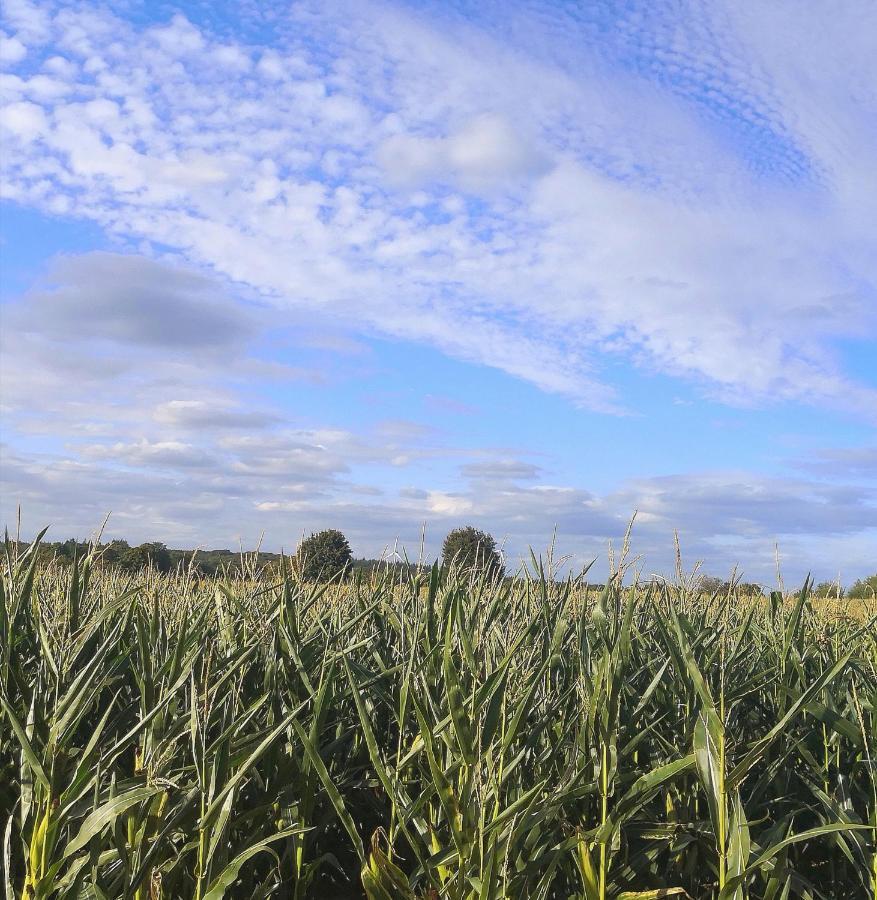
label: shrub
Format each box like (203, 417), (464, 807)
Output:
(295, 529), (352, 582)
(441, 525), (502, 577)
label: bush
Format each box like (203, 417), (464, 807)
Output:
(441, 526), (502, 577)
(295, 529), (352, 582)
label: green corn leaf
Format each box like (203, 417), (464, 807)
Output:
(727, 652), (852, 790)
(719, 822), (871, 899)
(64, 786), (161, 859)
(289, 717), (365, 864)
(202, 826), (307, 900)
(0, 691), (49, 791)
(616, 890), (691, 899)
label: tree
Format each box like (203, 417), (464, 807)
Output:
(847, 573), (877, 600)
(295, 529), (352, 582)
(696, 575), (725, 596)
(101, 539), (130, 567)
(812, 580), (844, 599)
(120, 542), (172, 574)
(441, 526), (502, 577)
(695, 576), (763, 597)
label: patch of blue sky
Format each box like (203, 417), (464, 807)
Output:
(0, 204), (106, 300)
(833, 338), (877, 388)
(247, 328), (867, 498)
(117, 0), (286, 45)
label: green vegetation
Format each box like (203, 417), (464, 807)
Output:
(849, 574), (877, 600)
(33, 536), (874, 601)
(1, 532), (875, 899)
(30, 536), (403, 579)
(294, 528), (353, 582)
(441, 526), (503, 578)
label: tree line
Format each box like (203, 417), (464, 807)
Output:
(28, 527), (505, 581)
(21, 530), (877, 598)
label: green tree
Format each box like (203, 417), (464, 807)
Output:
(696, 575), (725, 596)
(441, 526), (503, 577)
(812, 580), (844, 599)
(120, 542), (172, 573)
(696, 575), (763, 597)
(101, 539), (130, 567)
(847, 573), (877, 599)
(53, 538), (89, 564)
(295, 529), (352, 582)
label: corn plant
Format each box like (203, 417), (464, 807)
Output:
(1, 533), (874, 898)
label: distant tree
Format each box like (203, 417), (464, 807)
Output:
(847, 574), (877, 600)
(54, 538), (89, 564)
(295, 529), (352, 582)
(101, 539), (130, 567)
(696, 575), (725, 596)
(812, 580), (844, 599)
(696, 576), (763, 597)
(121, 542), (172, 574)
(441, 526), (503, 577)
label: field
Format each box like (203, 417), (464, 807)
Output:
(1, 537), (875, 899)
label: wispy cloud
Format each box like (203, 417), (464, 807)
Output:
(1, 1), (875, 580)
(1, 0), (874, 415)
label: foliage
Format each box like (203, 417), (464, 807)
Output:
(697, 575), (764, 597)
(848, 573), (877, 599)
(441, 525), (503, 577)
(120, 541), (173, 573)
(30, 538), (870, 600)
(36, 538), (174, 573)
(1, 533), (875, 898)
(295, 528), (352, 582)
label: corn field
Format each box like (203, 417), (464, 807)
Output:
(1, 534), (875, 899)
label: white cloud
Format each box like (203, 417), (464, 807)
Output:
(793, 446), (877, 479)
(0, 99), (46, 139)
(378, 113), (549, 188)
(213, 44), (250, 71)
(0, 31), (27, 64)
(1, 0), (50, 42)
(10, 253), (254, 349)
(0, 1), (873, 418)
(462, 459), (541, 481)
(427, 491), (474, 516)
(147, 13), (204, 56)
(1, 2), (875, 581)
(81, 439), (215, 469)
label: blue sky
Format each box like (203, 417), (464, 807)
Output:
(1, 0), (875, 583)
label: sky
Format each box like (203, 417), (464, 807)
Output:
(1, 0), (875, 584)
